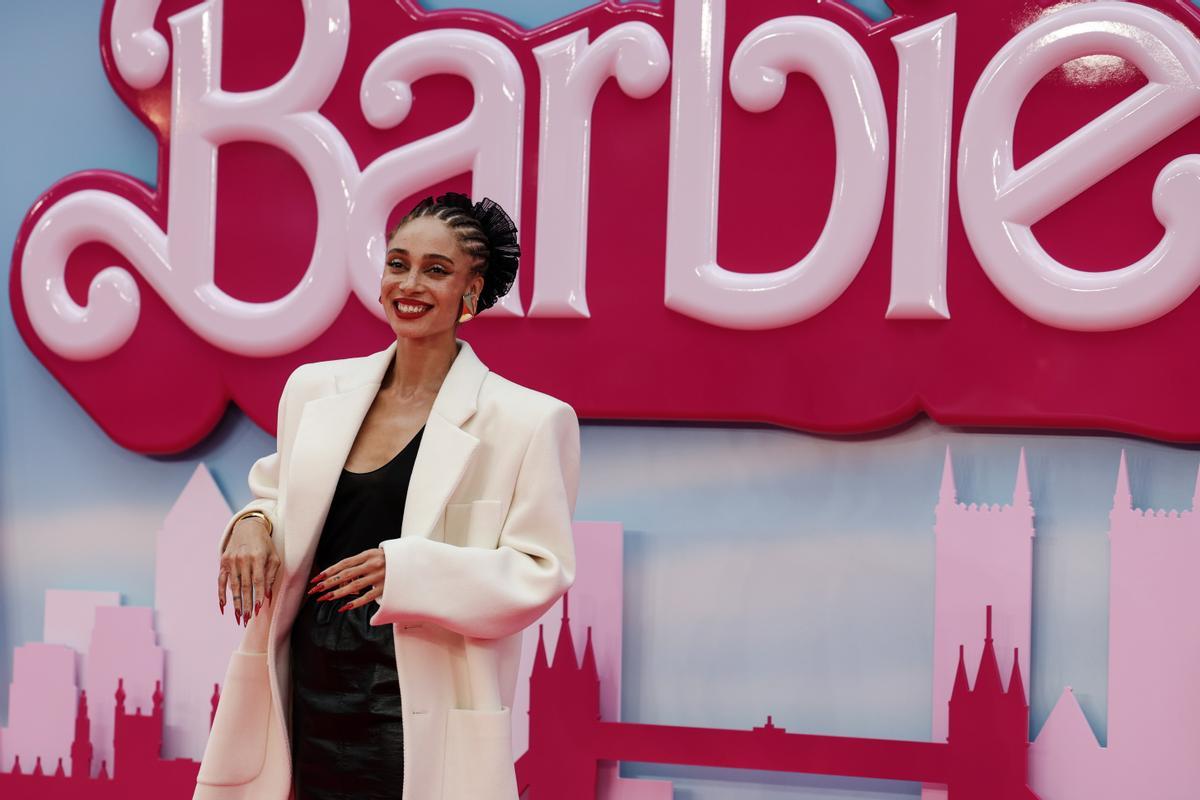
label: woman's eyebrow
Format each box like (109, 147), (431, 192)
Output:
(388, 248), (454, 263)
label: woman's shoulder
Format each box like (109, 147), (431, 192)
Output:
(278, 359), (325, 400)
(477, 371), (577, 428)
(283, 349), (380, 396)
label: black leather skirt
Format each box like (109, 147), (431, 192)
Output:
(290, 594), (404, 800)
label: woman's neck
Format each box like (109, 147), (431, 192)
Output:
(383, 334), (460, 402)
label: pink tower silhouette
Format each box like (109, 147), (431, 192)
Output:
(925, 447), (1034, 800)
(947, 608), (1034, 799)
(153, 464), (244, 760)
(1028, 450), (1200, 799)
(523, 592), (603, 797)
(70, 691), (93, 780)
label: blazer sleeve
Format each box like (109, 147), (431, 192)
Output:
(369, 401), (580, 639)
(216, 368), (300, 556)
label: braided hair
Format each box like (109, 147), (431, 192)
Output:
(386, 192), (520, 314)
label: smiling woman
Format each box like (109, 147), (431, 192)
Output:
(198, 192), (580, 800)
(380, 195), (519, 332)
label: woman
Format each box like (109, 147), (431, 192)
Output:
(193, 193), (580, 800)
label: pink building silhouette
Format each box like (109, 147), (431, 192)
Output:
(43, 590), (121, 661)
(1, 464), (237, 774)
(931, 448), (1200, 800)
(1, 590), (121, 775)
(925, 447), (1034, 800)
(153, 465), (245, 760)
(82, 607), (163, 776)
(2, 644), (76, 779)
(0, 677), (199, 796)
(1028, 451), (1200, 799)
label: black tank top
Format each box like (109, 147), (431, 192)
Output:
(289, 424), (424, 800)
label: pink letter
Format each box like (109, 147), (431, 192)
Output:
(888, 15), (956, 320)
(958, 2), (1200, 331)
(528, 25), (669, 318)
(664, 1), (889, 329)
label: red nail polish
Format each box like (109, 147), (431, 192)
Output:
(220, 604), (225, 616)
(235, 609), (241, 624)
(337, 604), (350, 613)
(311, 573), (324, 583)
(255, 601), (262, 616)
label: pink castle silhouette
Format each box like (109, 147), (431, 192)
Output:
(928, 447), (1200, 800)
(1029, 450), (1200, 798)
(0, 677), (198, 797)
(924, 447), (1034, 800)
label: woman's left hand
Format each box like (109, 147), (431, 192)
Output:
(309, 547), (387, 612)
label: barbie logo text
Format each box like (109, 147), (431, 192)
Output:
(11, 0), (1200, 450)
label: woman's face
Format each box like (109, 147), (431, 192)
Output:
(381, 216), (486, 340)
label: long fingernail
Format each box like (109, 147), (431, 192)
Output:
(311, 573), (324, 583)
(255, 600), (262, 616)
(337, 604), (351, 613)
(235, 609), (241, 624)
(220, 603), (225, 616)
(317, 592), (333, 602)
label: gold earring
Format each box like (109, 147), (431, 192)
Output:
(458, 292), (475, 323)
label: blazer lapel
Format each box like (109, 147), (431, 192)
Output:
(402, 338), (489, 543)
(283, 338), (489, 582)
(284, 366), (387, 581)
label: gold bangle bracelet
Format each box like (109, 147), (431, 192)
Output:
(236, 509), (273, 537)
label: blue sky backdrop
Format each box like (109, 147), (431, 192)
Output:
(4, 2), (1200, 797)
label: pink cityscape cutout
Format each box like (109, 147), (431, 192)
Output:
(0, 465), (655, 796)
(1, 450), (1198, 797)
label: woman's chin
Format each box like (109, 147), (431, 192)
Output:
(388, 318), (455, 340)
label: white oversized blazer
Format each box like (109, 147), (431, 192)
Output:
(193, 337), (579, 800)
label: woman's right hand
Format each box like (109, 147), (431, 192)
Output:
(218, 516), (281, 625)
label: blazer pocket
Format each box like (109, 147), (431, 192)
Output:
(442, 500), (503, 550)
(441, 706), (518, 800)
(196, 651), (272, 786)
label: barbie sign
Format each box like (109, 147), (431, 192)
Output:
(10, 0), (1200, 452)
